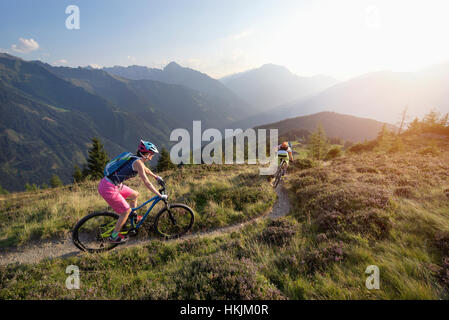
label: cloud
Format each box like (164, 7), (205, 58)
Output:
(229, 28), (255, 41)
(127, 56), (136, 62)
(11, 38), (39, 54)
(54, 59), (68, 65)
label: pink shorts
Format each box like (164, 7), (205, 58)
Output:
(98, 177), (136, 214)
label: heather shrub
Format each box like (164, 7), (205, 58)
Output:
(314, 209), (391, 240)
(356, 166), (378, 174)
(359, 175), (387, 185)
(290, 158), (315, 171)
(220, 238), (252, 259)
(315, 211), (345, 236)
(292, 183), (333, 210)
(273, 253), (303, 280)
(429, 232), (449, 291)
(348, 140), (378, 154)
(297, 168), (329, 182)
(176, 238), (203, 254)
(303, 184), (390, 216)
(301, 242), (344, 274)
(439, 258), (449, 290)
(347, 209), (391, 239)
(290, 175), (320, 189)
(170, 252), (286, 299)
(325, 147), (342, 160)
(434, 232), (449, 253)
(419, 146), (440, 156)
(396, 177), (418, 187)
(394, 186), (415, 198)
(258, 217), (298, 246)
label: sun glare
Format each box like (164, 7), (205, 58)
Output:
(260, 0), (449, 79)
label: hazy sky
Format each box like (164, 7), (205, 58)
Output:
(1, 0), (449, 80)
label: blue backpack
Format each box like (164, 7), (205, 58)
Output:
(103, 152), (138, 177)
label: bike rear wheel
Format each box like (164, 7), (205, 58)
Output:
(154, 204), (194, 239)
(72, 212), (123, 252)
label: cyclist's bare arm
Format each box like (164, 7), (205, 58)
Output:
(143, 165), (158, 179)
(134, 160), (162, 197)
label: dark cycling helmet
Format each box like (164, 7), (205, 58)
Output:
(138, 140), (159, 154)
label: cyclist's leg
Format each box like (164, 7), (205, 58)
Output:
(113, 207), (132, 234)
(120, 184), (139, 209)
(98, 179), (132, 234)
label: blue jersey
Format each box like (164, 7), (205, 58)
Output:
(107, 156), (140, 185)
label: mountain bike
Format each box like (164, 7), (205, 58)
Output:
(273, 158), (288, 188)
(72, 181), (194, 253)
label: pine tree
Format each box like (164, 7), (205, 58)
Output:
(50, 174), (63, 188)
(73, 165), (83, 183)
(377, 124), (388, 141)
(0, 184), (9, 195)
(307, 125), (329, 160)
(25, 183), (39, 191)
(407, 117), (421, 133)
(85, 137), (109, 180)
(423, 110), (440, 127)
(156, 147), (175, 172)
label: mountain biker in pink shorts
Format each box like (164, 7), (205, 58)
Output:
(98, 140), (167, 244)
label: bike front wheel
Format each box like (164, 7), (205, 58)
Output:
(154, 204), (194, 239)
(72, 211), (121, 253)
(273, 165), (283, 188)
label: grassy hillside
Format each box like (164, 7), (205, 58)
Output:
(1, 133), (448, 300)
(0, 164), (275, 248)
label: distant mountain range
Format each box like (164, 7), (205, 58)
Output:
(0, 54), (254, 191)
(2, 51), (448, 191)
(256, 111), (396, 143)
(231, 62), (449, 128)
(103, 62), (253, 119)
(279, 64), (449, 124)
(219, 64), (337, 112)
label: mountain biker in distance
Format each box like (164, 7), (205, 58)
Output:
(97, 140), (167, 244)
(276, 141), (294, 175)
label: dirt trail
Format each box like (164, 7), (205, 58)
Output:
(0, 186), (291, 266)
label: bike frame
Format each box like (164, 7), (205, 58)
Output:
(129, 195), (164, 229)
(277, 158), (288, 172)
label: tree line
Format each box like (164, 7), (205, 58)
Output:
(1, 137), (176, 193)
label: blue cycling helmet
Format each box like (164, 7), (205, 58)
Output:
(138, 140), (159, 154)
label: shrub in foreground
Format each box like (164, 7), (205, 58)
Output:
(315, 209), (391, 240)
(301, 242), (344, 274)
(170, 252), (286, 299)
(258, 218), (298, 246)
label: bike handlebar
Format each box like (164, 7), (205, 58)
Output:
(158, 180), (166, 196)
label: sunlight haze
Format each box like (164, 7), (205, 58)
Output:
(1, 0), (449, 80)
